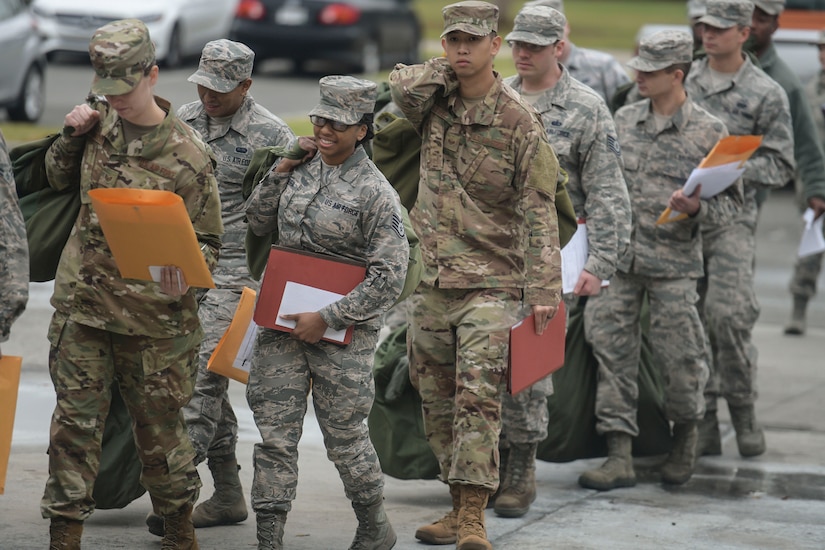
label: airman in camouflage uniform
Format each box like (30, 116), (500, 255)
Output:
(581, 30), (737, 491)
(496, 4), (630, 517)
(525, 0), (631, 103)
(158, 39), (294, 535)
(0, 129), (28, 355)
(245, 75), (407, 550)
(785, 28), (825, 335)
(389, 2), (562, 548)
(685, 0), (795, 458)
(40, 19), (223, 550)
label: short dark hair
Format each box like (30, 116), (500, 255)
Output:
(665, 62), (692, 82)
(357, 112), (375, 146)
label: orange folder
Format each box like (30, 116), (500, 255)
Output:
(657, 135), (762, 225)
(508, 301), (566, 396)
(254, 246), (366, 345)
(0, 355), (23, 494)
(207, 287), (257, 384)
(88, 188), (215, 288)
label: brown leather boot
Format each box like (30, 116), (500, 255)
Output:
(456, 485), (492, 550)
(661, 422), (699, 485)
(414, 484), (460, 545)
(729, 403), (766, 457)
(49, 518), (83, 550)
(349, 496), (396, 550)
(191, 454), (248, 528)
(494, 442), (537, 518)
(162, 503), (199, 550)
(578, 432), (636, 491)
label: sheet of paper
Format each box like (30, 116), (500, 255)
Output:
(666, 161), (744, 221)
(798, 208), (825, 258)
(276, 281), (348, 343)
(561, 224), (588, 295)
(232, 321), (258, 373)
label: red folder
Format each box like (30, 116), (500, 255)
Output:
(253, 245), (366, 345)
(508, 301), (566, 395)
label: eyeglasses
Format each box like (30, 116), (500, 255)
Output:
(508, 41), (549, 53)
(310, 115), (353, 132)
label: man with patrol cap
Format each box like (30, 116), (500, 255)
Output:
(744, 1), (825, 334)
(581, 29), (734, 491)
(390, 2), (562, 548)
(41, 18), (223, 549)
(786, 29), (825, 335)
(497, 3), (630, 516)
(686, 0), (794, 458)
(144, 39), (296, 537)
(525, 0), (631, 103)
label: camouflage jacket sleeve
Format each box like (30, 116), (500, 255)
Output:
(45, 128), (88, 192)
(743, 85), (795, 190)
(0, 134), (28, 342)
(522, 136), (562, 308)
(245, 168), (287, 237)
(185, 157), (223, 273)
(388, 57), (459, 134)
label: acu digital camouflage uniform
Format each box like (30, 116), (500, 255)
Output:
(501, 3), (631, 450)
(177, 39), (295, 468)
(244, 76), (408, 529)
(685, 0), (794, 444)
(586, 31), (738, 443)
(389, 6), (562, 494)
(40, 19), (223, 527)
(0, 130), (28, 347)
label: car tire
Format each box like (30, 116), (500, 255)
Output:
(163, 24), (183, 68)
(7, 63), (45, 123)
(358, 39), (381, 74)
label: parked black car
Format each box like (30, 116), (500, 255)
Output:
(0, 0), (46, 122)
(230, 0), (421, 74)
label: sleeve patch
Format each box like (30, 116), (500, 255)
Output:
(391, 213), (406, 239)
(607, 135), (621, 158)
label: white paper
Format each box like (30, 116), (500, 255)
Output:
(276, 281), (348, 343)
(148, 265), (183, 288)
(232, 320), (258, 373)
(560, 223), (609, 294)
(667, 161), (744, 220)
(798, 208), (825, 258)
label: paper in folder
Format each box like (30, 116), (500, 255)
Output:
(88, 188), (215, 288)
(508, 301), (566, 396)
(254, 246), (366, 345)
(0, 355), (23, 494)
(207, 287), (258, 384)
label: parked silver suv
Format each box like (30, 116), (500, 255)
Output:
(0, 0), (46, 122)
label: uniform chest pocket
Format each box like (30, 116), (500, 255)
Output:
(312, 194), (361, 239)
(455, 137), (515, 205)
(659, 158), (694, 186)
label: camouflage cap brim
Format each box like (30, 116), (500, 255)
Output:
(698, 13), (738, 29)
(308, 104), (362, 126)
(504, 29), (557, 46)
(626, 56), (673, 72)
(187, 69), (239, 94)
(441, 23), (491, 38)
(90, 71), (144, 95)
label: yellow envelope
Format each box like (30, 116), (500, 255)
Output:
(0, 355), (23, 494)
(88, 188), (215, 288)
(207, 287), (257, 384)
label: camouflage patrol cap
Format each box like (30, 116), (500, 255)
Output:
(752, 0), (785, 15)
(627, 30), (694, 72)
(308, 75), (377, 125)
(525, 0), (565, 13)
(441, 1), (499, 38)
(89, 19), (155, 95)
(687, 0), (707, 19)
(188, 39), (254, 93)
(505, 5), (566, 45)
(699, 0), (755, 29)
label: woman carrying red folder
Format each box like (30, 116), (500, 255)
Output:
(245, 75), (409, 550)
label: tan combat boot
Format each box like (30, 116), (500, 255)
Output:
(661, 422), (699, 485)
(493, 442), (537, 518)
(696, 409), (722, 456)
(456, 485), (492, 550)
(784, 295), (808, 335)
(729, 403), (766, 457)
(256, 510), (287, 550)
(414, 484), (460, 545)
(161, 503), (199, 550)
(49, 518), (83, 550)
(191, 454), (248, 528)
(349, 496), (397, 550)
(578, 432), (636, 491)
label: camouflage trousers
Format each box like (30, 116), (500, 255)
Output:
(788, 182), (824, 298)
(698, 222), (761, 410)
(585, 275), (708, 436)
(41, 317), (201, 520)
(247, 327), (384, 512)
(408, 284), (527, 491)
(183, 288), (242, 463)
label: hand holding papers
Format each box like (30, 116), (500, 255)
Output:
(508, 302), (566, 395)
(798, 208), (825, 258)
(657, 135), (762, 225)
(561, 222), (609, 295)
(88, 188), (215, 288)
(208, 287), (258, 384)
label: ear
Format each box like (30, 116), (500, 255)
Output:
(240, 78), (253, 94)
(491, 34), (502, 56)
(147, 65), (160, 86)
(356, 123), (368, 141)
